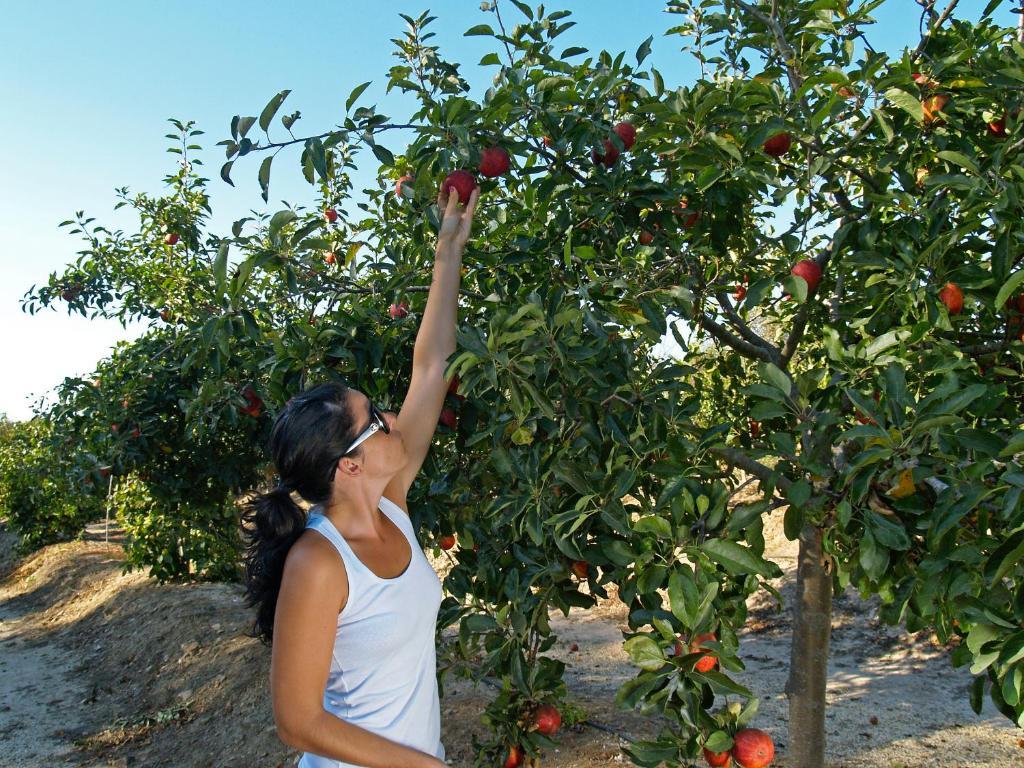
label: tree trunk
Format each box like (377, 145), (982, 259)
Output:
(785, 523), (832, 768)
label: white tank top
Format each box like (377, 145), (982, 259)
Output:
(296, 496), (446, 768)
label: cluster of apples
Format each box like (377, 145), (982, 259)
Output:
(501, 704), (562, 768)
(238, 385), (263, 418)
(702, 728), (776, 768)
(914, 71), (1014, 135)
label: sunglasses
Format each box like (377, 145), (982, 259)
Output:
(330, 400), (390, 482)
(346, 400), (390, 454)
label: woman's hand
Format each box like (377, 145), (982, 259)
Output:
(436, 186), (480, 255)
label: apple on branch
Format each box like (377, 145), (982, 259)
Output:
(441, 170), (477, 205)
(478, 146), (510, 178)
(395, 174), (414, 198)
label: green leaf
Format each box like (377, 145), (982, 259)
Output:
(268, 209), (298, 242)
(786, 480), (811, 508)
(995, 270), (1024, 311)
(464, 23), (494, 36)
(510, 0), (533, 19)
(636, 35), (653, 65)
(999, 631), (1024, 666)
(561, 46), (588, 57)
(464, 614), (498, 632)
(784, 504), (804, 541)
(346, 81), (371, 112)
(760, 362), (791, 396)
(258, 89), (291, 132)
(936, 150), (980, 176)
(884, 88), (924, 122)
(701, 539), (777, 578)
(213, 243), (228, 293)
(220, 160), (234, 187)
(237, 116), (257, 138)
(704, 731), (734, 753)
(866, 512), (911, 550)
(668, 569), (698, 626)
(371, 143), (395, 166)
(258, 156), (273, 202)
(696, 165), (725, 191)
(634, 515), (673, 539)
(624, 635), (667, 671)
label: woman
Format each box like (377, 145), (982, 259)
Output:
(241, 184), (479, 768)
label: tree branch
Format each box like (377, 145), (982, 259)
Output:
(698, 312), (779, 363)
(711, 445), (792, 495)
(715, 290), (783, 363)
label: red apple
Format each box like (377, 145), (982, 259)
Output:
(241, 385), (263, 417)
(674, 199), (701, 228)
(791, 259), (822, 293)
(389, 302), (410, 319)
(638, 229), (655, 245)
(532, 704), (561, 736)
(325, 251), (336, 265)
(733, 285), (747, 302)
(922, 93), (949, 126)
(447, 374), (463, 400)
(503, 745), (524, 768)
(111, 423), (119, 433)
(439, 407), (458, 429)
(395, 174), (414, 198)
(731, 728), (775, 768)
(690, 632), (718, 673)
(164, 232), (179, 246)
(703, 747), (733, 767)
(542, 135), (554, 147)
(571, 560), (589, 579)
(939, 282), (964, 315)
(130, 427), (141, 439)
(441, 170), (477, 205)
(591, 139), (620, 167)
(763, 132), (792, 158)
(439, 534), (456, 551)
(912, 72), (939, 89)
(478, 146), (510, 178)
(160, 309), (170, 322)
(613, 121), (637, 150)
(324, 208), (338, 223)
(749, 419), (760, 438)
(988, 114), (1009, 137)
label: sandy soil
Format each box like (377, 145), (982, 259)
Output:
(0, 507), (1021, 768)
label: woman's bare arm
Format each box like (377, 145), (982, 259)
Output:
(271, 536), (445, 767)
(385, 186), (479, 504)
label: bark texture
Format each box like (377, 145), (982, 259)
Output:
(785, 523), (833, 768)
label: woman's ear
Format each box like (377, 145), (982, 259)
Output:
(337, 455), (362, 478)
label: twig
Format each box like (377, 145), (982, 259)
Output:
(913, 0), (961, 57)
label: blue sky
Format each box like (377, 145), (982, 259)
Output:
(0, 0), (1013, 420)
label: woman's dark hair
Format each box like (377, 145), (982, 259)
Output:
(240, 381), (360, 645)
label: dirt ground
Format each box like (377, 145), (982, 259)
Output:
(1, 506), (1022, 768)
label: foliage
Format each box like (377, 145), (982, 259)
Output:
(18, 0), (1024, 764)
(0, 416), (101, 553)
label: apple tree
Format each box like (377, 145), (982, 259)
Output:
(220, 1), (1024, 765)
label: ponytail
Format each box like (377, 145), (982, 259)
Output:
(240, 487), (307, 645)
(237, 381), (359, 646)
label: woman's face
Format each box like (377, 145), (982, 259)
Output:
(341, 389), (406, 479)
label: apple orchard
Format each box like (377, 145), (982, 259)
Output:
(6, 1), (1024, 767)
